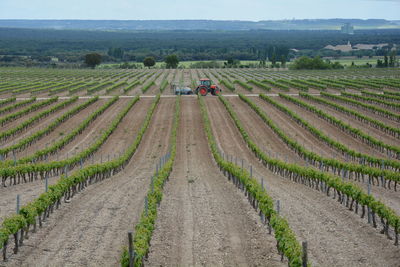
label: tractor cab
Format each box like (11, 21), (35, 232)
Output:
(195, 78), (221, 96)
(200, 79), (212, 87)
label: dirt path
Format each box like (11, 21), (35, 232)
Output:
(0, 100), (64, 134)
(0, 100), (76, 139)
(90, 99), (153, 162)
(301, 97), (400, 147)
(0, 99), (152, 225)
(247, 97), (400, 214)
(274, 97), (391, 160)
(226, 96), (305, 165)
(324, 97), (400, 128)
(43, 98), (128, 162)
(1, 98), (175, 267)
(247, 97), (348, 161)
(11, 99), (110, 159)
(0, 99), (39, 118)
(203, 97), (400, 266)
(146, 98), (282, 266)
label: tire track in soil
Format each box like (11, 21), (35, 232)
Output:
(300, 97), (400, 148)
(204, 97), (400, 267)
(274, 97), (392, 160)
(146, 97), (283, 267)
(0, 99), (152, 225)
(1, 98), (175, 267)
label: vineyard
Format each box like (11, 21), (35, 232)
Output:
(0, 67), (399, 266)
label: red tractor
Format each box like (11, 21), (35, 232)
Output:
(195, 79), (221, 96)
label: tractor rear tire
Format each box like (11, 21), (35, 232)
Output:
(199, 87), (208, 96)
(212, 88), (221, 96)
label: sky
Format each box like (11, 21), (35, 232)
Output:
(0, 0), (399, 20)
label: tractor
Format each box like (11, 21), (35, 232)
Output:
(195, 78), (221, 96)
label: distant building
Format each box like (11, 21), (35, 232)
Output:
(324, 41), (353, 52)
(341, 23), (354, 35)
(324, 42), (394, 52)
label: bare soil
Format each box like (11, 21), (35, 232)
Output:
(226, 96), (305, 165)
(248, 96), (400, 215)
(274, 97), (392, 160)
(146, 98), (283, 266)
(43, 98), (129, 162)
(301, 97), (400, 147)
(1, 98), (175, 267)
(1, 100), (60, 134)
(249, 96), (348, 161)
(0, 98), (151, 225)
(327, 97), (400, 128)
(0, 100), (74, 140)
(202, 96), (400, 266)
(12, 99), (109, 159)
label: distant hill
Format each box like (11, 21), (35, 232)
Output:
(0, 19), (399, 31)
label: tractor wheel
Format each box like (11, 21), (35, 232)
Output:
(199, 87), (208, 96)
(213, 87), (221, 95)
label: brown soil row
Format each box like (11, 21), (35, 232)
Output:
(0, 100), (40, 118)
(12, 99), (111, 160)
(146, 98), (282, 266)
(1, 100), (60, 134)
(319, 96), (400, 129)
(249, 96), (348, 161)
(243, 96), (400, 215)
(43, 98), (130, 162)
(0, 98), (151, 225)
(202, 97), (400, 266)
(227, 96), (305, 165)
(1, 98), (175, 266)
(275, 97), (391, 160)
(0, 100), (91, 158)
(300, 97), (400, 149)
(0, 100), (86, 151)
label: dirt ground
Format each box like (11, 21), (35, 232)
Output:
(202, 96), (400, 266)
(0, 100), (61, 136)
(0, 100), (83, 147)
(301, 97), (400, 147)
(3, 99), (104, 158)
(244, 96), (400, 215)
(1, 69), (400, 266)
(146, 97), (283, 266)
(0, 98), (150, 224)
(1, 98), (175, 266)
(275, 97), (393, 160)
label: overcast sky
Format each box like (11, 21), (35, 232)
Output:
(0, 0), (399, 20)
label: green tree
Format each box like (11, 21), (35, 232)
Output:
(384, 54), (389, 67)
(290, 56), (343, 70)
(84, 53), (102, 68)
(225, 58), (240, 67)
(389, 50), (396, 67)
(377, 59), (384, 68)
(280, 55), (287, 67)
(270, 53), (277, 66)
(143, 57), (156, 68)
(165, 54), (179, 69)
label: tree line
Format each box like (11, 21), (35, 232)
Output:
(0, 28), (399, 65)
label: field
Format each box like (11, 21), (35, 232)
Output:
(0, 67), (399, 266)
